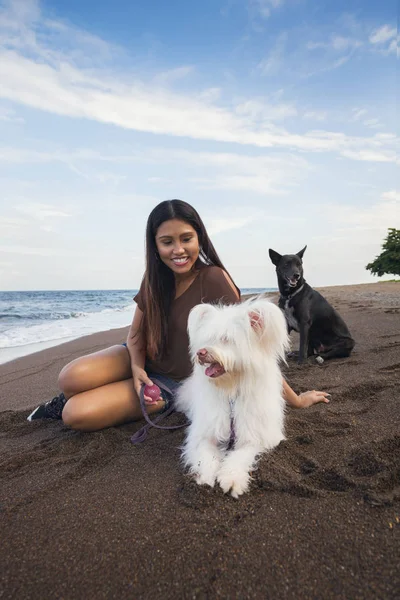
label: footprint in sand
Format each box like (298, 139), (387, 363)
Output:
(0, 411), (126, 510)
(345, 437), (400, 506)
(375, 340), (400, 351)
(293, 436), (400, 503)
(379, 363), (400, 374)
(327, 381), (392, 416)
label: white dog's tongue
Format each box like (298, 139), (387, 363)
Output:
(205, 362), (225, 378)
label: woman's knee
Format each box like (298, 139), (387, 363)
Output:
(61, 401), (80, 430)
(58, 346), (131, 397)
(58, 359), (91, 397)
(62, 399), (95, 431)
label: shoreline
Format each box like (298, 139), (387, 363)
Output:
(0, 286), (275, 366)
(1, 281), (397, 367)
(0, 325), (131, 367)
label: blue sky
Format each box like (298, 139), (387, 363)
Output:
(0, 0), (398, 290)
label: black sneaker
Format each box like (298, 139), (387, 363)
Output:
(27, 393), (68, 421)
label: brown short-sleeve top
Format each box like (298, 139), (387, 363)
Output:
(134, 266), (240, 381)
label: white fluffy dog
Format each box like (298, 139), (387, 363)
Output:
(175, 297), (290, 498)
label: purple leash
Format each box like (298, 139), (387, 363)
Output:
(130, 378), (186, 444)
(227, 398), (236, 450)
(131, 379), (236, 449)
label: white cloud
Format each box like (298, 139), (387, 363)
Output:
(0, 104), (24, 123)
(340, 148), (398, 163)
(1, 126), (397, 206)
(369, 25), (396, 45)
(303, 54), (352, 78)
(331, 55), (350, 68)
(0, 201), (73, 248)
(147, 176), (168, 183)
(15, 202), (72, 220)
(0, 2), (397, 292)
(257, 32), (287, 75)
(0, 0), (121, 67)
(363, 118), (381, 129)
(307, 36), (362, 51)
(151, 148), (310, 195)
(306, 42), (321, 50)
(191, 173), (289, 195)
(249, 0), (284, 20)
(0, 0), (40, 25)
(351, 108), (368, 121)
(0, 215), (29, 238)
(303, 110), (327, 121)
(381, 190), (400, 202)
(369, 25), (397, 56)
(235, 97), (297, 121)
(308, 25), (397, 62)
(199, 87), (222, 103)
(0, 244), (62, 256)
(0, 50), (395, 162)
(206, 215), (256, 236)
(331, 36), (362, 50)
(0, 143), (310, 213)
(387, 38), (398, 56)
(153, 65), (194, 85)
(0, 3), (396, 164)
(309, 194), (399, 283)
(322, 196), (399, 234)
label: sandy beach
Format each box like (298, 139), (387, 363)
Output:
(0, 282), (399, 599)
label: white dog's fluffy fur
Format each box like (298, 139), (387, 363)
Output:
(174, 297), (290, 498)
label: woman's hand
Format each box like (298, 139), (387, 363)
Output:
(297, 390), (330, 408)
(131, 365), (162, 405)
(282, 379), (330, 408)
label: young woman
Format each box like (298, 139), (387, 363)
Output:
(27, 200), (330, 430)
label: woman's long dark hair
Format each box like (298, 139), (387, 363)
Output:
(141, 199), (239, 359)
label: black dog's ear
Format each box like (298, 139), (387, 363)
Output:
(269, 249), (282, 266)
(296, 245), (307, 260)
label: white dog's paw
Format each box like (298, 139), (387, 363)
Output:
(191, 456), (221, 488)
(217, 468), (250, 498)
(195, 471), (216, 488)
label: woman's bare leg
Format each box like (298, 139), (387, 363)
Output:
(58, 345), (132, 398)
(58, 344), (165, 431)
(62, 378), (165, 432)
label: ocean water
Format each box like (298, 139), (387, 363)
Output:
(0, 287), (276, 365)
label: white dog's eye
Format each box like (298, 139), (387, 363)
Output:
(221, 335), (229, 344)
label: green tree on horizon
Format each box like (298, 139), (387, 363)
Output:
(366, 228), (400, 277)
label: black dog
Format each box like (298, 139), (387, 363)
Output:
(269, 246), (355, 364)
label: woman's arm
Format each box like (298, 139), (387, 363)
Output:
(282, 378), (330, 408)
(126, 306), (146, 370)
(126, 307), (161, 403)
(212, 277), (329, 408)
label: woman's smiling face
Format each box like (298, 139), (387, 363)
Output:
(155, 219), (200, 277)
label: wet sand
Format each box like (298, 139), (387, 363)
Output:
(0, 282), (399, 599)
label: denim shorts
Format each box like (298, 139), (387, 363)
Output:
(121, 343), (182, 413)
